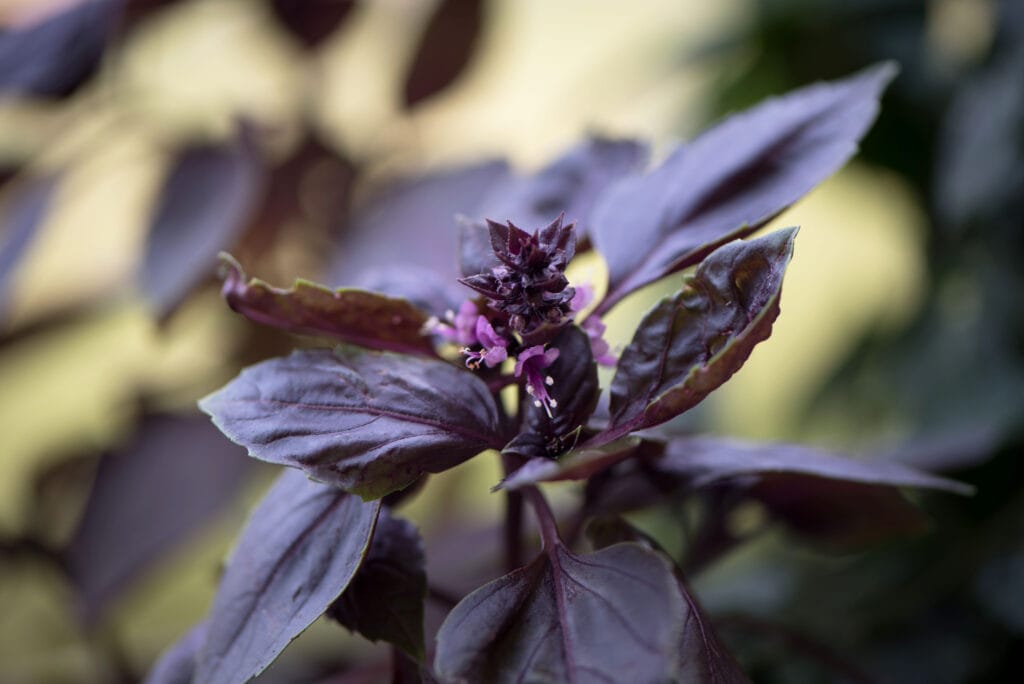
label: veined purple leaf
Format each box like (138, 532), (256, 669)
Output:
(195, 469), (380, 684)
(584, 516), (750, 683)
(64, 414), (252, 625)
(199, 348), (505, 499)
(502, 326), (599, 461)
(328, 511), (427, 661)
(140, 125), (264, 318)
(219, 254), (435, 356)
(598, 228), (797, 444)
(654, 435), (974, 495)
(592, 63), (895, 314)
(403, 0), (483, 107)
(433, 541), (687, 683)
(144, 621), (206, 684)
(497, 437), (642, 491)
(0, 0), (120, 98)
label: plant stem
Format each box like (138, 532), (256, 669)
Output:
(523, 486), (561, 550)
(504, 489), (524, 571)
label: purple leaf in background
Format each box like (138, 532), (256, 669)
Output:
(599, 228), (797, 444)
(328, 510), (427, 661)
(433, 541), (687, 683)
(478, 135), (649, 243)
(0, 0), (121, 98)
(218, 254), (436, 356)
(199, 348), (506, 499)
(140, 125), (264, 318)
(653, 435), (974, 495)
(403, 0), (484, 108)
(63, 414), (252, 625)
(592, 63), (895, 313)
(269, 0), (356, 48)
(144, 621), (207, 684)
(195, 469), (380, 684)
(0, 174), (59, 320)
(330, 160), (508, 312)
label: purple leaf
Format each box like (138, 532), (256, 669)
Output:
(270, 0), (356, 48)
(497, 438), (642, 490)
(653, 435), (974, 495)
(140, 126), (264, 318)
(63, 414), (252, 625)
(599, 228), (797, 444)
(502, 325), (599, 461)
(328, 510), (427, 661)
(433, 541), (687, 683)
(584, 516), (750, 683)
(219, 254), (436, 356)
(1, 174), (59, 319)
(195, 469), (380, 684)
(199, 347), (505, 499)
(0, 0), (120, 98)
(144, 621), (206, 684)
(478, 135), (649, 243)
(592, 63), (895, 314)
(403, 0), (483, 107)
(330, 160), (508, 312)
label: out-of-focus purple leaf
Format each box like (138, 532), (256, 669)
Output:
(584, 515), (751, 683)
(0, 175), (59, 319)
(270, 0), (356, 48)
(596, 228), (797, 444)
(328, 511), (427, 661)
(653, 435), (974, 495)
(402, 0), (483, 108)
(433, 541), (687, 683)
(63, 414), (252, 625)
(199, 348), (505, 499)
(478, 136), (649, 242)
(195, 469), (380, 684)
(144, 621), (206, 684)
(140, 126), (264, 318)
(502, 326), (598, 461)
(218, 254), (435, 356)
(330, 160), (508, 312)
(592, 64), (895, 314)
(0, 0), (120, 98)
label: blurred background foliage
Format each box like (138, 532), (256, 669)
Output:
(0, 0), (1020, 682)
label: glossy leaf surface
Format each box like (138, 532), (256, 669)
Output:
(328, 511), (427, 661)
(219, 254), (435, 356)
(200, 348), (505, 499)
(434, 541), (686, 683)
(140, 128), (263, 317)
(195, 469), (380, 684)
(592, 64), (894, 312)
(601, 228), (797, 442)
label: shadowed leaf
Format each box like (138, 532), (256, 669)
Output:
(434, 541), (687, 683)
(328, 511), (427, 661)
(219, 254), (435, 356)
(598, 228), (797, 444)
(1, 175), (59, 320)
(140, 126), (264, 318)
(503, 326), (598, 461)
(270, 0), (356, 48)
(0, 0), (120, 98)
(199, 347), (505, 499)
(195, 469), (380, 684)
(497, 437), (641, 490)
(592, 63), (894, 313)
(64, 414), (252, 625)
(403, 0), (484, 107)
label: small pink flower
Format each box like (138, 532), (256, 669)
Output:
(581, 316), (617, 366)
(515, 344), (560, 416)
(424, 300), (480, 347)
(463, 316), (509, 369)
(570, 283), (595, 313)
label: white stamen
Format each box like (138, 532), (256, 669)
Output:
(534, 400), (542, 407)
(445, 309), (455, 321)
(549, 399), (558, 407)
(525, 384), (535, 395)
(545, 376), (554, 386)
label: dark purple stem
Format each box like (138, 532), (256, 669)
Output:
(523, 486), (561, 550)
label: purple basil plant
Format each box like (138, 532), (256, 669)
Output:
(147, 63), (973, 684)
